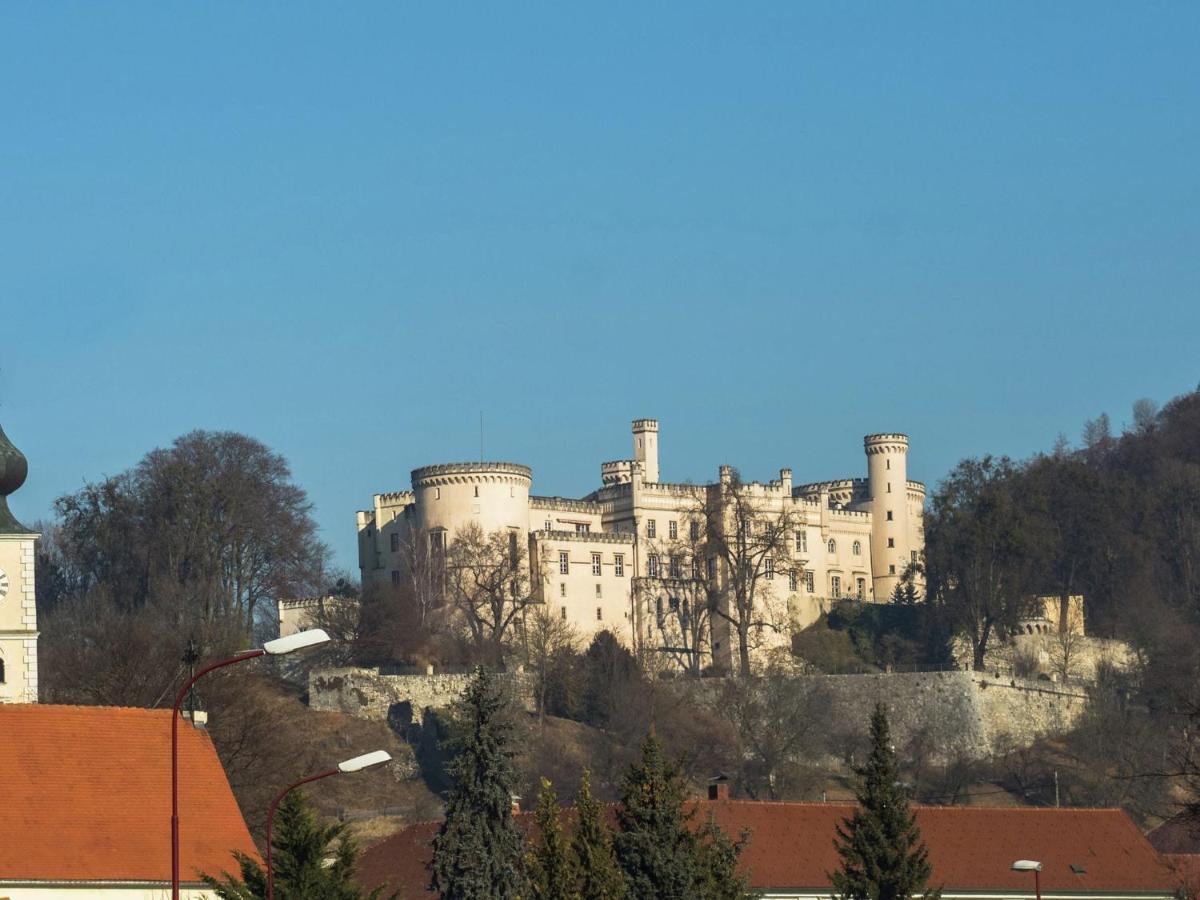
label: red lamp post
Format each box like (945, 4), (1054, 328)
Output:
(1012, 859), (1043, 900)
(265, 750), (392, 900)
(170, 629), (330, 900)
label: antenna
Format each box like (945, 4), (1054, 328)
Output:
(480, 411), (484, 463)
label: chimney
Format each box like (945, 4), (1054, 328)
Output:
(707, 774), (731, 801)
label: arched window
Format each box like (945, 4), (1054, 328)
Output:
(0, 657), (5, 684)
(827, 539), (836, 554)
(852, 540), (861, 555)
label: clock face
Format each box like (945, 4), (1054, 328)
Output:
(0, 568), (8, 600)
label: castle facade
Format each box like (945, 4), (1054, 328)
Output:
(357, 419), (924, 672)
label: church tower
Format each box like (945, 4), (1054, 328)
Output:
(0, 423), (38, 703)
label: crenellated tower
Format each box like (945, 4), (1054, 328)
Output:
(0, 423), (38, 703)
(632, 418), (659, 483)
(864, 433), (910, 601)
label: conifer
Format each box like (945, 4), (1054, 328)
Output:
(431, 667), (528, 899)
(571, 770), (626, 900)
(696, 812), (752, 900)
(614, 731), (702, 899)
(830, 703), (940, 900)
(202, 789), (383, 899)
(527, 777), (578, 899)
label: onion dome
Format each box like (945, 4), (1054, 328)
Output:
(0, 423), (32, 533)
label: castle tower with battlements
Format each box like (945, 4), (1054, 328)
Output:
(356, 418), (925, 674)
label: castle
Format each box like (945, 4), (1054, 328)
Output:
(357, 419), (924, 672)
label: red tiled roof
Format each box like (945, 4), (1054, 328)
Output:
(0, 704), (259, 884)
(358, 800), (1177, 896)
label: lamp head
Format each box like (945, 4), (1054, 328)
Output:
(338, 750), (392, 773)
(263, 628), (331, 655)
(1012, 860), (1043, 872)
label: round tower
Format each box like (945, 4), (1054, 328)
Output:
(864, 433), (909, 601)
(410, 462), (532, 539)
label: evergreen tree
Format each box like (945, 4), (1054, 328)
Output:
(527, 777), (578, 899)
(614, 731), (702, 899)
(830, 704), (939, 900)
(201, 790), (383, 900)
(571, 770), (626, 900)
(695, 813), (753, 900)
(431, 667), (529, 899)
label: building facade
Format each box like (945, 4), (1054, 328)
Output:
(0, 423), (38, 704)
(357, 418), (924, 672)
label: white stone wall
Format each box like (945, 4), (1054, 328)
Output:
(0, 534), (38, 703)
(309, 667), (534, 725)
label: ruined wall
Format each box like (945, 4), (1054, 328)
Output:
(309, 667), (534, 727)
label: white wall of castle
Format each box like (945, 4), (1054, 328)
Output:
(356, 419), (926, 668)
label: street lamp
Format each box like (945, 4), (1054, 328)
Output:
(266, 750), (393, 900)
(171, 629), (331, 900)
(1012, 859), (1043, 900)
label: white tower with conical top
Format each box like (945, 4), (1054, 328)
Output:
(0, 423), (38, 703)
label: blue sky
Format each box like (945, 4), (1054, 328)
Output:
(2, 3), (1197, 572)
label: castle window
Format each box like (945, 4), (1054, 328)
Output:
(614, 554), (625, 577)
(887, 482), (891, 493)
(796, 530), (808, 554)
(789, 569), (798, 591)
(474, 485), (479, 497)
(911, 550), (918, 563)
(887, 538), (895, 548)
(669, 555), (682, 578)
(390, 533), (400, 552)
(576, 523), (590, 533)
(597, 607), (603, 620)
(595, 583), (602, 597)
(648, 554), (660, 577)
(592, 553), (602, 576)
(889, 564), (896, 574)
(692, 557), (702, 580)
(0, 658), (4, 683)
(887, 459), (891, 470)
(887, 511), (893, 521)
(852, 540), (861, 556)
(669, 520), (678, 540)
(805, 571), (815, 593)
(831, 575), (842, 598)
(857, 577), (866, 598)
(690, 520), (700, 540)
(559, 552), (569, 575)
(827, 539), (836, 554)
(435, 487), (441, 500)
(545, 520), (552, 531)
(561, 606), (567, 620)
(391, 570), (400, 585)
(647, 519), (657, 539)
(560, 583), (567, 597)
(765, 558), (774, 580)
(669, 596), (680, 611)
(656, 597), (664, 627)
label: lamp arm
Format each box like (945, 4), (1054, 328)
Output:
(266, 769), (340, 900)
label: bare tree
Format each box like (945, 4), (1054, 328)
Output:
(445, 522), (540, 667)
(521, 606), (582, 724)
(701, 470), (801, 676)
(641, 504), (716, 676)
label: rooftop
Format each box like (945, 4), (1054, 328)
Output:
(0, 704), (258, 885)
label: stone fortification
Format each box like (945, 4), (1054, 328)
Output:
(799, 671), (1090, 761)
(309, 667), (534, 727)
(311, 666), (1088, 763)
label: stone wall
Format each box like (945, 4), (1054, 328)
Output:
(795, 671), (1090, 761)
(309, 667), (533, 727)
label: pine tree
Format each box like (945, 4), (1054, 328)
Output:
(431, 667), (529, 899)
(201, 789), (384, 899)
(571, 770), (626, 900)
(695, 813), (752, 900)
(527, 777), (578, 899)
(614, 731), (702, 899)
(830, 704), (940, 900)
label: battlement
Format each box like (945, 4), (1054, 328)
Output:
(864, 433), (909, 455)
(411, 462), (532, 486)
(533, 529), (635, 545)
(376, 490), (415, 503)
(632, 418), (659, 432)
(530, 496), (604, 514)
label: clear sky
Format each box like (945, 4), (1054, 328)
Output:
(2, 3), (1197, 573)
